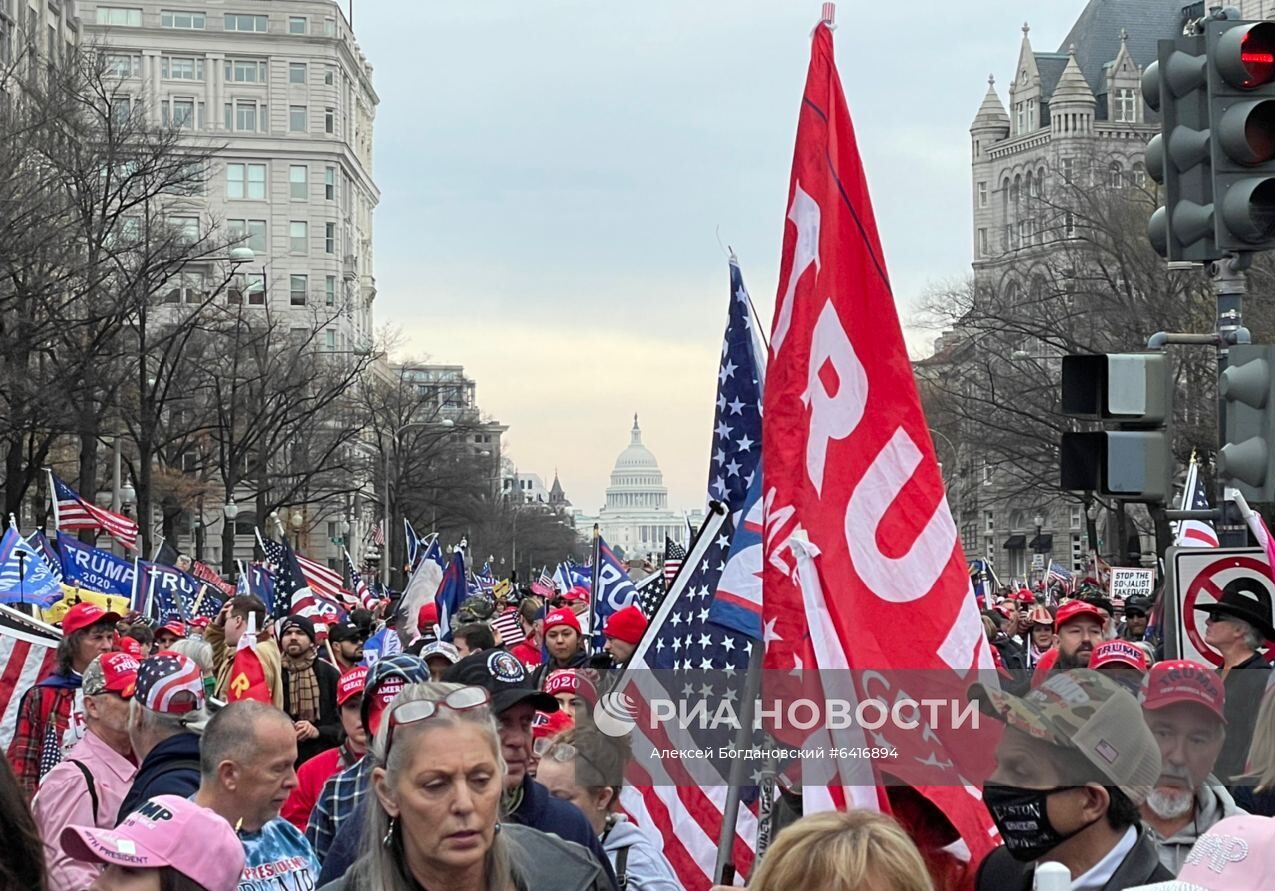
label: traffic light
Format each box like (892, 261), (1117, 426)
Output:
(1060, 354), (1174, 502)
(1144, 34), (1214, 261)
(1206, 20), (1275, 251)
(1219, 344), (1275, 501)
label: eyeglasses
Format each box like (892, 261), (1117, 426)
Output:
(384, 686), (491, 755)
(534, 740), (579, 761)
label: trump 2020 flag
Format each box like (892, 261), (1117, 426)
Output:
(227, 612), (272, 704)
(760, 20), (997, 865)
(590, 535), (639, 647)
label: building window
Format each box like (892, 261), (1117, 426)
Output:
(290, 275), (308, 305)
(324, 166), (336, 200)
(227, 219), (267, 253)
(224, 13), (268, 32)
(323, 17), (336, 36)
(324, 107), (334, 134)
(224, 100), (267, 132)
(325, 275), (336, 306)
(110, 97), (132, 125)
(96, 7), (142, 26)
(289, 164), (307, 199)
(1115, 87), (1137, 123)
(162, 97), (195, 129)
(289, 105), (307, 132)
(228, 272), (266, 305)
(1026, 98), (1035, 130)
(169, 215), (199, 242)
(324, 65), (335, 86)
(977, 228), (988, 257)
(1064, 212), (1076, 238)
(325, 222), (335, 254)
(1062, 158), (1073, 183)
(161, 9), (205, 29)
(1133, 162), (1146, 188)
(977, 181), (987, 208)
(324, 329), (336, 350)
(289, 221), (307, 253)
(288, 16), (306, 34)
(1108, 162), (1124, 188)
(104, 53), (140, 77)
(288, 62), (306, 84)
(162, 56), (204, 80)
(224, 59), (267, 83)
(226, 162), (266, 200)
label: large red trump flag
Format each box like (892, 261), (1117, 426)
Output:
(761, 21), (999, 869)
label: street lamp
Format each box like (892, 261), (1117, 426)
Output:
(120, 480), (136, 510)
(223, 498), (239, 521)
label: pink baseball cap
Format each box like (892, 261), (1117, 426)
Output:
(1142, 659), (1227, 722)
(61, 795), (245, 891)
(1127, 815), (1275, 891)
(1090, 640), (1149, 673)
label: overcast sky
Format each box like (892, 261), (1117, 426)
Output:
(354, 1), (1086, 513)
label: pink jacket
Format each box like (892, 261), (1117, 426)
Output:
(32, 728), (137, 891)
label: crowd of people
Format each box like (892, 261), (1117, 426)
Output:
(7, 569), (1275, 891)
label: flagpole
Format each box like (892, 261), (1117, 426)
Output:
(587, 525), (600, 641)
(714, 636), (764, 884)
(45, 468), (61, 535)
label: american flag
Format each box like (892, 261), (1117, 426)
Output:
(635, 572), (666, 618)
(662, 538), (686, 590)
(260, 535), (353, 614)
(366, 523), (385, 548)
(346, 550), (376, 609)
(490, 606), (524, 646)
(189, 584), (225, 621)
(619, 258), (764, 890)
(49, 472), (138, 552)
(0, 606), (60, 751)
(1175, 455), (1219, 548)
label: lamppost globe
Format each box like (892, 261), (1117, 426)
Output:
(341, 518), (351, 535)
(227, 247), (255, 264)
(222, 499), (240, 521)
(1034, 514), (1045, 529)
(290, 510), (304, 531)
(120, 481), (136, 507)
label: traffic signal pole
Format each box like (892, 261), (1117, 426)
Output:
(1212, 253), (1254, 546)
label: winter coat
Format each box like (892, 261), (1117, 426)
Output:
(205, 621), (284, 709)
(115, 732), (202, 824)
(6, 671), (80, 799)
(282, 655), (342, 765)
(318, 823), (609, 891)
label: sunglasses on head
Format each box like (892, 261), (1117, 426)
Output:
(384, 686), (491, 755)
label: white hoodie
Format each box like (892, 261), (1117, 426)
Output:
(601, 816), (684, 891)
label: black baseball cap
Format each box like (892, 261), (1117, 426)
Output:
(329, 621), (365, 643)
(443, 650), (558, 715)
(1124, 596), (1151, 617)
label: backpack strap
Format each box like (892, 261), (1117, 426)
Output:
(614, 843), (630, 890)
(67, 759), (98, 824)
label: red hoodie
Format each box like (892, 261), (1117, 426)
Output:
(281, 743), (359, 832)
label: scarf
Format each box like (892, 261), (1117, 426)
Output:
(283, 650), (321, 722)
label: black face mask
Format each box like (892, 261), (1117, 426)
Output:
(982, 783), (1095, 862)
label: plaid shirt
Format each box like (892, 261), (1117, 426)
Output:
(305, 754), (373, 863)
(6, 677), (79, 800)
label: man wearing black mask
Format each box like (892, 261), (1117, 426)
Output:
(969, 669), (1170, 891)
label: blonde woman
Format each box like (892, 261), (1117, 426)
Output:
(711, 810), (934, 891)
(316, 682), (610, 891)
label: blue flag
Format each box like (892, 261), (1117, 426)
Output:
(132, 561), (203, 621)
(404, 519), (428, 572)
(237, 562), (277, 617)
(0, 527), (63, 607)
(590, 535), (640, 648)
(422, 535), (445, 572)
(58, 535), (135, 597)
(434, 551), (467, 642)
(361, 625), (403, 667)
(707, 471), (764, 639)
(27, 532), (62, 583)
(654, 257), (764, 667)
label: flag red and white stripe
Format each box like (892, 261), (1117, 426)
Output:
(296, 553), (356, 607)
(49, 472), (138, 552)
(490, 607), (524, 646)
(1175, 457), (1220, 548)
(0, 607), (59, 751)
(760, 20), (999, 870)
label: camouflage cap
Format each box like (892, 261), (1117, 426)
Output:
(970, 669), (1161, 805)
(454, 595), (495, 626)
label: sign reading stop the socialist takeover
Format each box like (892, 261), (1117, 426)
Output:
(1167, 547), (1275, 667)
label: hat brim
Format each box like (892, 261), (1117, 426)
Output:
(1195, 603), (1275, 641)
(967, 682), (1067, 747)
(494, 688), (558, 715)
(61, 825), (167, 871)
(1143, 691), (1227, 723)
